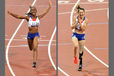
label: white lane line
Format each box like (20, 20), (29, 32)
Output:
(48, 27), (70, 76)
(88, 0), (104, 2)
(47, 1), (80, 76)
(6, 0), (37, 76)
(70, 0), (80, 27)
(5, 43), (73, 48)
(5, 39), (56, 42)
(48, 27), (57, 70)
(84, 47), (109, 67)
(58, 1), (69, 4)
(70, 0), (109, 68)
(58, 1), (108, 5)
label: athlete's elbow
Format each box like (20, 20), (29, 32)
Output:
(17, 16), (23, 19)
(14, 16), (20, 19)
(71, 26), (74, 29)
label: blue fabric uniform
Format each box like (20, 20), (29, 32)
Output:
(72, 32), (85, 41)
(27, 32), (40, 40)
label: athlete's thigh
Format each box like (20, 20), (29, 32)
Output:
(33, 36), (39, 48)
(78, 40), (85, 45)
(72, 37), (79, 47)
(27, 39), (33, 49)
(28, 39), (33, 45)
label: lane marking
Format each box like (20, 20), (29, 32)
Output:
(94, 48), (108, 50)
(58, 1), (108, 5)
(84, 47), (109, 67)
(88, 0), (104, 2)
(6, 0), (37, 76)
(58, 1), (69, 4)
(5, 39), (56, 42)
(5, 43), (72, 48)
(70, 0), (109, 68)
(6, 22), (108, 38)
(48, 27), (56, 70)
(48, 0), (80, 76)
(48, 27), (70, 76)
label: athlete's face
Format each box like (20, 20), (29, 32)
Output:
(30, 7), (37, 16)
(79, 10), (85, 17)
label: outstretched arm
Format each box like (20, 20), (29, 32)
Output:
(38, 0), (52, 19)
(8, 11), (29, 20)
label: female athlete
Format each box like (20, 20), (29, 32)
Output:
(71, 4), (88, 71)
(8, 0), (52, 68)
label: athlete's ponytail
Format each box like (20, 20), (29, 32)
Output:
(75, 4), (81, 14)
(26, 6), (33, 16)
(77, 5), (81, 9)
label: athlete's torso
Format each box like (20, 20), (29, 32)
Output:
(74, 16), (86, 34)
(28, 16), (40, 33)
(28, 16), (40, 27)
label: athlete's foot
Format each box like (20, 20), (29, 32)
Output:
(74, 57), (78, 64)
(32, 62), (36, 68)
(78, 64), (82, 71)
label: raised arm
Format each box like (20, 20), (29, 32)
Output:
(71, 4), (80, 29)
(71, 16), (78, 29)
(79, 18), (88, 31)
(8, 11), (29, 20)
(38, 0), (52, 19)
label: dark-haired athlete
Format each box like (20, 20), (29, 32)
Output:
(71, 4), (88, 71)
(8, 0), (52, 68)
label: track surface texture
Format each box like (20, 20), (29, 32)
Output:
(5, 0), (56, 76)
(58, 0), (108, 76)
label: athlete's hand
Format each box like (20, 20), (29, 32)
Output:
(8, 11), (11, 15)
(78, 17), (81, 23)
(49, 0), (52, 7)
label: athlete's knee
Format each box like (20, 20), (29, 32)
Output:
(33, 47), (37, 51)
(28, 44), (33, 50)
(79, 45), (84, 53)
(30, 45), (33, 50)
(79, 52), (83, 59)
(79, 45), (84, 59)
(29, 47), (33, 50)
(33, 45), (37, 51)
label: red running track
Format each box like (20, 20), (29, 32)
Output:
(5, 0), (56, 76)
(58, 0), (108, 76)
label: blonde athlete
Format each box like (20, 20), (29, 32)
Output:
(8, 0), (52, 68)
(71, 5), (88, 71)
